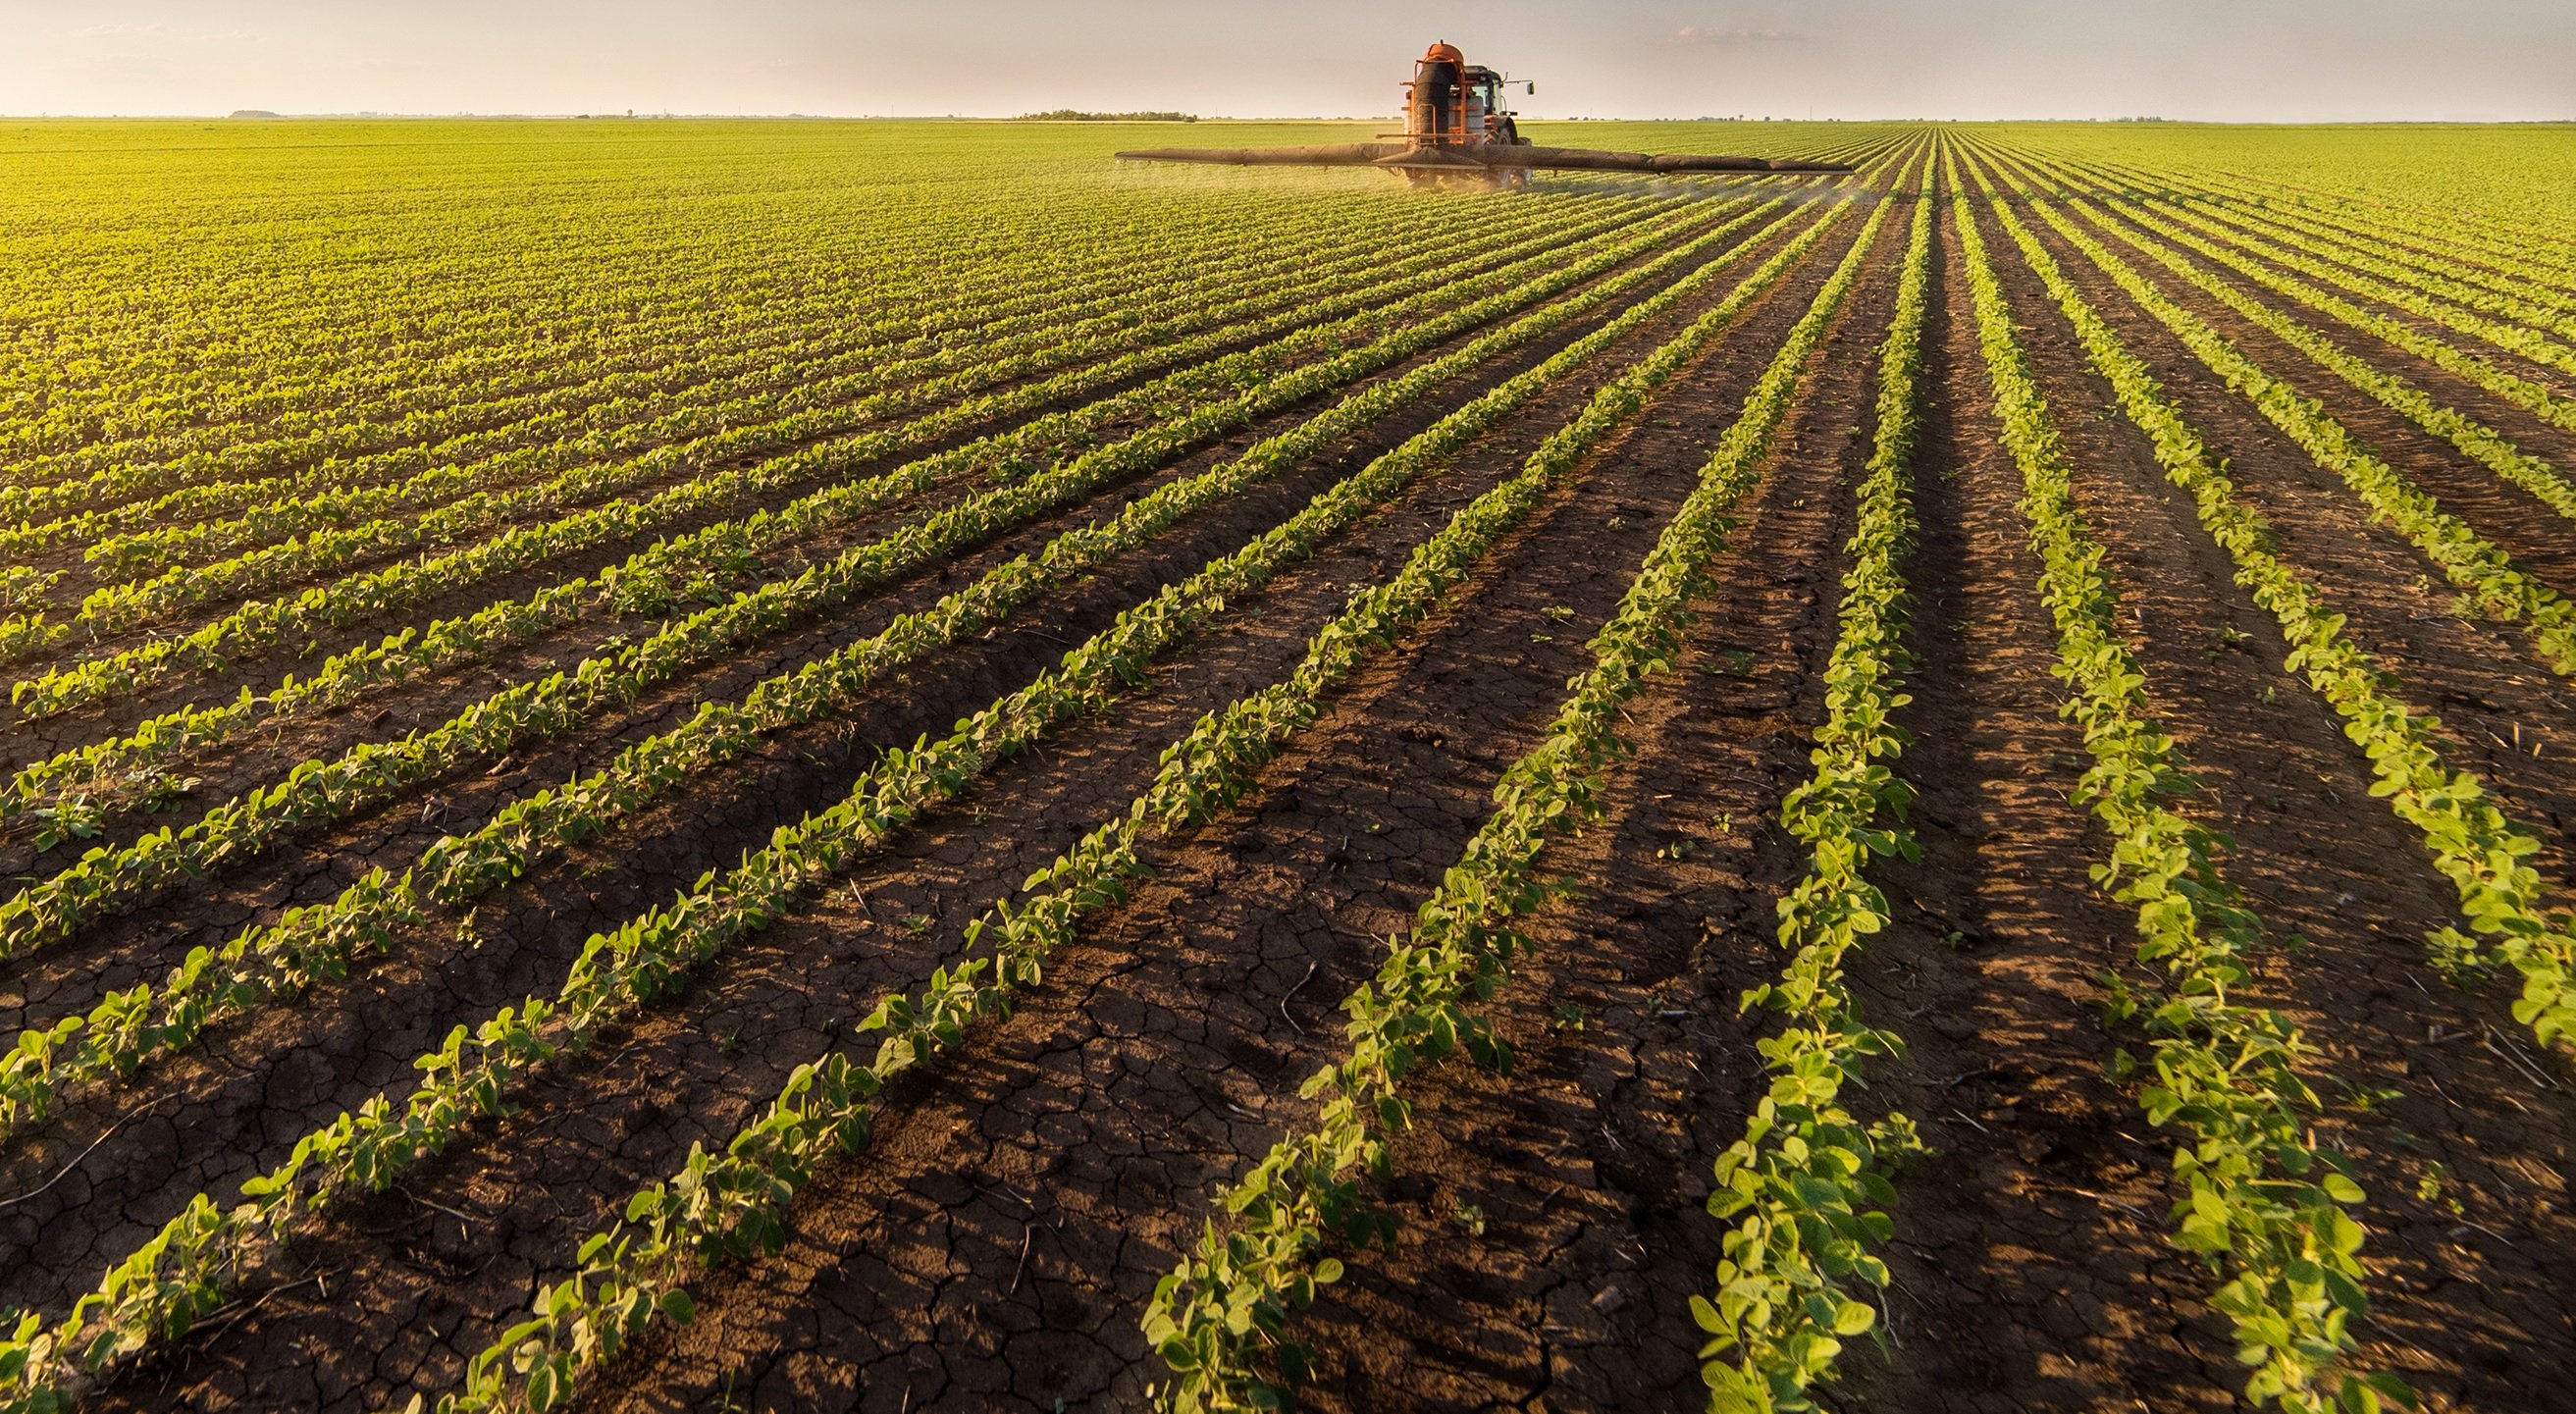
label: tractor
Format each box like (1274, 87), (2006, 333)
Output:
(1118, 41), (1852, 187)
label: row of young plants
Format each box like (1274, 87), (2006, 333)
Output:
(38, 202), (1557, 629)
(1137, 180), (1888, 1414)
(1972, 171), (2576, 1059)
(0, 143), (1855, 463)
(2272, 198), (2576, 308)
(2079, 156), (2576, 299)
(2058, 173), (2576, 443)
(2028, 133), (2576, 353)
(57, 249), (1405, 610)
(1981, 143), (2576, 359)
(2113, 186), (2576, 386)
(56, 190), (1548, 577)
(32, 190), (1450, 576)
(0, 197), (1643, 657)
(0, 197), (1294, 535)
(1688, 181), (1930, 1414)
(0, 206), (1693, 840)
(25, 175), (1793, 530)
(1989, 179), (2576, 681)
(1983, 141), (2576, 1043)
(2057, 197), (2576, 530)
(0, 160), (1831, 495)
(4, 149), (1844, 481)
(29, 167), (1832, 504)
(1961, 151), (2576, 537)
(0, 176), (996, 454)
(9, 160), (1637, 475)
(14, 185), (1720, 570)
(0, 182), (1859, 1414)
(1, 198), (1706, 733)
(0, 198), (1785, 1143)
(2072, 149), (2576, 308)
(0, 140), (1200, 374)
(2061, 153), (2576, 318)
(1955, 172), (2406, 1414)
(395, 209), (1771, 909)
(0, 201), (1762, 962)
(2153, 187), (2576, 343)
(3, 182), (1330, 493)
(419, 171), (1875, 1414)
(2, 227), (890, 480)
(2229, 184), (2576, 302)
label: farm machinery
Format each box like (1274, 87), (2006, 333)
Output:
(1117, 41), (1853, 187)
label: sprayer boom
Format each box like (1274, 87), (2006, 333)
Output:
(1114, 42), (1852, 187)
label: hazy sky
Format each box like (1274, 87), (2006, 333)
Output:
(5, 1), (2572, 123)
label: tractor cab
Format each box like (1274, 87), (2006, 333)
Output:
(1465, 65), (1524, 146)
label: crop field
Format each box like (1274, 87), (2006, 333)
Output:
(2, 116), (2575, 1413)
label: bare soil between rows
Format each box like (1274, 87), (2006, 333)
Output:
(0, 205), (1814, 1332)
(1975, 188), (2576, 1409)
(24, 138), (2576, 1414)
(0, 200), (1777, 1040)
(0, 205), (1664, 786)
(480, 199), (1868, 1414)
(58, 195), (1856, 1412)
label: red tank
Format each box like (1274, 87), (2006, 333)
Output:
(1403, 41), (1524, 152)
